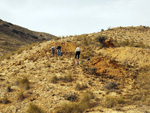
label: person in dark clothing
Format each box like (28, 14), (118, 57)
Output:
(75, 47), (81, 59)
(57, 46), (61, 56)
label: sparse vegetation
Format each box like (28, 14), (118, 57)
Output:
(50, 74), (73, 83)
(102, 95), (124, 108)
(130, 69), (150, 106)
(56, 91), (96, 113)
(1, 25), (150, 112)
(112, 39), (149, 48)
(0, 42), (41, 61)
(135, 69), (150, 90)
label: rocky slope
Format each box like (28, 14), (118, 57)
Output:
(0, 19), (56, 57)
(0, 27), (150, 113)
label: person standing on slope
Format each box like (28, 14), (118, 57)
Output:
(75, 46), (81, 59)
(57, 45), (61, 56)
(50, 46), (56, 56)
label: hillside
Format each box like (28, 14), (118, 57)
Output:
(0, 26), (150, 113)
(72, 26), (150, 48)
(0, 19), (56, 57)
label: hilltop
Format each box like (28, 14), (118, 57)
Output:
(0, 26), (150, 113)
(0, 19), (56, 57)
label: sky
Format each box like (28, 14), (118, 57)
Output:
(0, 0), (150, 36)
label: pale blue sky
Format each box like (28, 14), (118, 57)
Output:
(0, 0), (150, 36)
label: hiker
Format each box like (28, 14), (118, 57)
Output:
(57, 45), (61, 56)
(75, 46), (81, 59)
(50, 46), (56, 56)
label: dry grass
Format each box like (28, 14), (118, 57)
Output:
(131, 69), (150, 105)
(18, 77), (30, 90)
(17, 91), (25, 101)
(60, 74), (73, 83)
(0, 42), (40, 61)
(135, 69), (150, 90)
(102, 95), (124, 108)
(0, 95), (10, 104)
(99, 47), (150, 69)
(6, 84), (12, 92)
(55, 91), (96, 113)
(75, 83), (88, 90)
(63, 92), (78, 102)
(26, 103), (45, 113)
(50, 75), (59, 83)
(50, 74), (73, 84)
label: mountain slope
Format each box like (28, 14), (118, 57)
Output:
(0, 26), (150, 113)
(0, 19), (56, 56)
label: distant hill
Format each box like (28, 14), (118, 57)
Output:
(0, 19), (56, 56)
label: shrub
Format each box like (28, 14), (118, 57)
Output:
(26, 103), (45, 113)
(95, 35), (107, 43)
(63, 92), (78, 102)
(50, 75), (58, 84)
(56, 91), (95, 113)
(88, 67), (97, 75)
